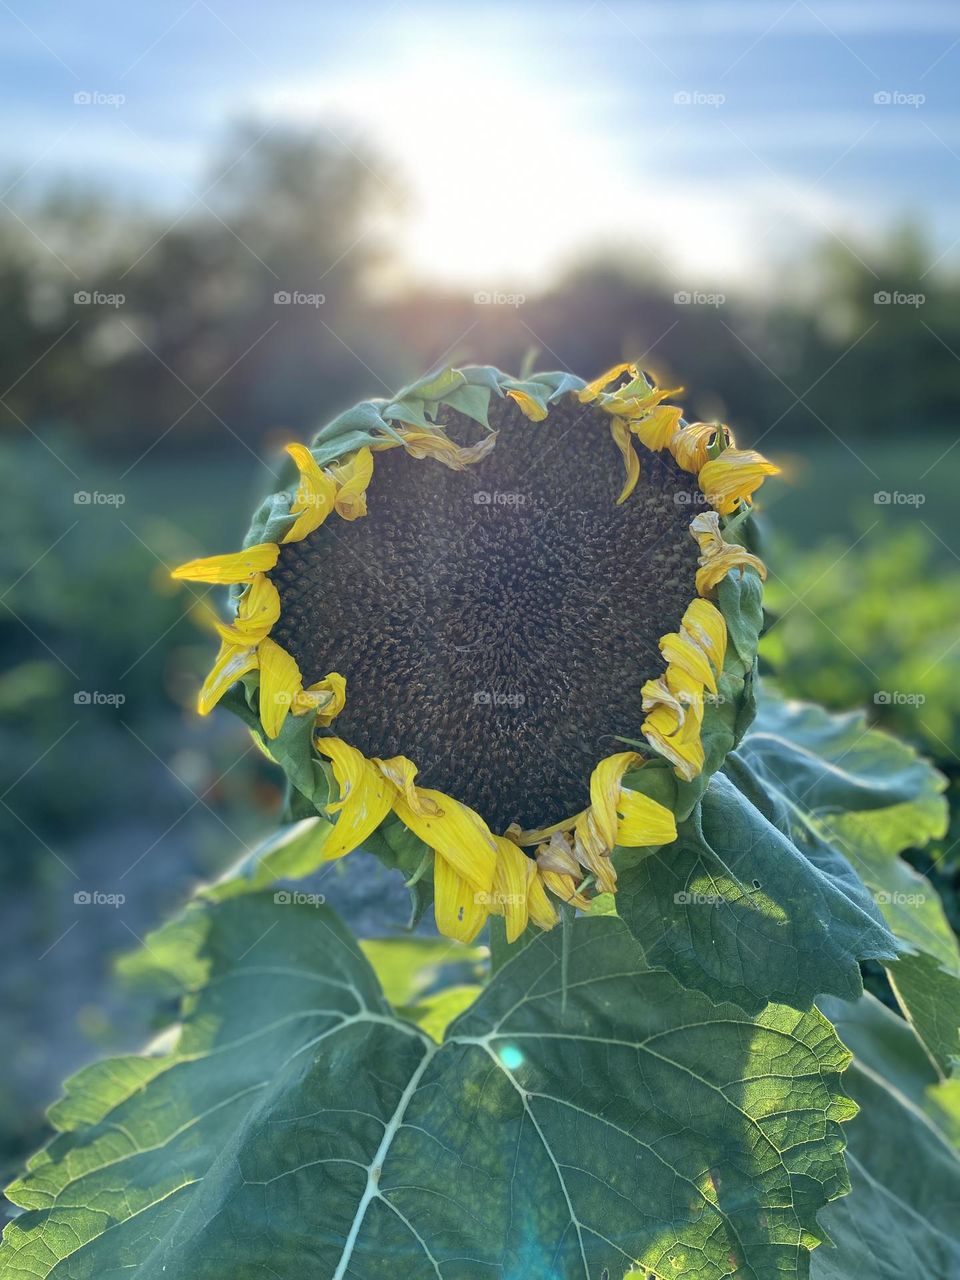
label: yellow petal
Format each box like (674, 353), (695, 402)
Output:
(578, 362), (637, 403)
(630, 403), (683, 452)
(682, 598), (727, 678)
(573, 811), (618, 893)
(610, 417), (641, 504)
(505, 388), (548, 421)
(434, 855), (489, 943)
(535, 831), (582, 878)
(315, 737), (394, 859)
(282, 444), (338, 543)
(400, 429), (498, 470)
(197, 640), (258, 715)
(539, 868), (591, 912)
(659, 628), (717, 694)
(392, 786), (497, 894)
(671, 422), (732, 474)
(333, 447), (374, 521)
(293, 671), (346, 725)
(373, 754), (438, 815)
(491, 837), (531, 942)
(171, 542), (279, 584)
(526, 864), (559, 930)
(215, 573), (281, 645)
(616, 788), (677, 847)
(256, 636), (302, 739)
(643, 699), (705, 781)
(588, 751), (642, 852)
(690, 511), (767, 597)
(698, 449), (780, 515)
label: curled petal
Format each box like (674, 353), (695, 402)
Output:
(690, 511), (767, 597)
(490, 837), (531, 942)
(293, 671), (346, 724)
(659, 628), (718, 694)
(282, 444), (338, 543)
(171, 542), (279, 584)
(505, 387), (548, 421)
(616, 788), (677, 847)
(610, 417), (641, 504)
(526, 864), (559, 931)
(332, 447), (374, 521)
(588, 751), (642, 852)
(643, 684), (706, 781)
(434, 855), (489, 943)
(539, 867), (591, 912)
(698, 448), (780, 515)
(578, 362), (637, 403)
(197, 640), (258, 716)
(315, 737), (394, 859)
(401, 429), (498, 470)
(630, 403), (683, 452)
(215, 573), (281, 646)
(374, 754), (439, 816)
(536, 831), (582, 878)
(392, 787), (497, 894)
(671, 422), (733, 474)
(682, 598), (727, 678)
(256, 637), (302, 739)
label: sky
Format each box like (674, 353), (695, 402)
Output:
(2, 0), (960, 289)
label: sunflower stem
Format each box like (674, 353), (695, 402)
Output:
(403, 849), (432, 888)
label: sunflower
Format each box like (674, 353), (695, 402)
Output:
(172, 363), (776, 943)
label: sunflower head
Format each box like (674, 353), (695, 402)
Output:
(172, 363), (775, 942)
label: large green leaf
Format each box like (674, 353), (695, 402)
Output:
(812, 994), (960, 1279)
(616, 769), (896, 1015)
(737, 694), (958, 1078)
(2, 898), (858, 1280)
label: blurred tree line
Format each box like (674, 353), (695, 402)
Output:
(2, 122), (958, 458)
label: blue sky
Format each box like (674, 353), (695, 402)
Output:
(3, 0), (960, 286)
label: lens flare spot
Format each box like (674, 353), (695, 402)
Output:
(498, 1044), (524, 1071)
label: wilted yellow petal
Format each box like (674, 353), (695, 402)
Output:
(682, 598), (727, 678)
(526, 864), (559, 930)
(671, 422), (732, 474)
(392, 786), (497, 894)
(631, 403), (683, 452)
(293, 671), (346, 724)
(434, 855), (489, 943)
(539, 868), (591, 912)
(643, 698), (705, 781)
(610, 417), (641, 504)
(698, 448), (780, 515)
(616, 788), (678, 847)
(171, 542), (279, 584)
(282, 444), (338, 543)
(659, 627), (716, 694)
(489, 837), (531, 942)
(197, 640), (258, 715)
(256, 636), (302, 739)
(401, 429), (498, 470)
(315, 737), (394, 859)
(588, 751), (641, 852)
(505, 387), (548, 421)
(690, 511), (767, 597)
(215, 573), (281, 645)
(333, 447), (374, 521)
(578, 362), (637, 403)
(373, 754), (438, 815)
